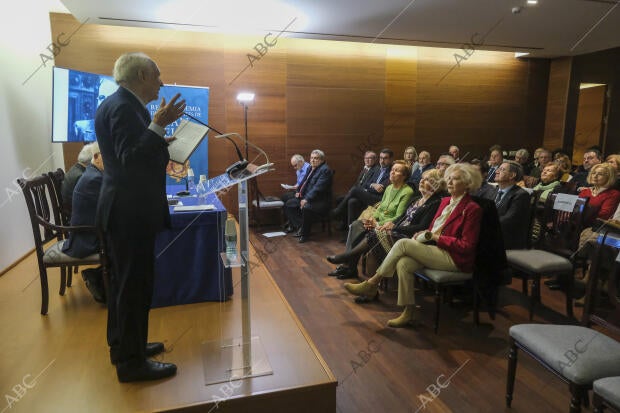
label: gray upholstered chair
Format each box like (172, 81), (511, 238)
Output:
(506, 221), (620, 413)
(506, 193), (588, 320)
(593, 377), (620, 412)
(250, 179), (284, 228)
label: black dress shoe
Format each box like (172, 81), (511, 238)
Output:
(146, 342), (165, 358)
(337, 268), (358, 280)
(328, 265), (348, 277)
(116, 359), (177, 383)
(298, 236), (309, 243)
(326, 255), (347, 265)
(82, 268), (106, 304)
(284, 226), (297, 234)
(111, 342), (165, 364)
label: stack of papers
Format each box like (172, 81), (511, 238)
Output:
(173, 204), (215, 212)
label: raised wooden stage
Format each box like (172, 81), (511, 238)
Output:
(0, 245), (336, 412)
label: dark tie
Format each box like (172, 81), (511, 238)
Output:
(495, 190), (504, 206)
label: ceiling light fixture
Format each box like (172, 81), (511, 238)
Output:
(527, 0), (538, 5)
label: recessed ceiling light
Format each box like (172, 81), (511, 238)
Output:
(527, 0), (538, 4)
(515, 52), (530, 58)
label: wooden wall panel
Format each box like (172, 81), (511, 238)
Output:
(50, 12), (549, 215)
(572, 85), (606, 163)
(543, 57), (572, 151)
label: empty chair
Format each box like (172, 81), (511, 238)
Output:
(506, 221), (620, 413)
(506, 193), (588, 320)
(593, 377), (620, 412)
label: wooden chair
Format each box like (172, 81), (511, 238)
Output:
(506, 221), (620, 413)
(506, 193), (588, 320)
(593, 377), (620, 412)
(18, 174), (107, 315)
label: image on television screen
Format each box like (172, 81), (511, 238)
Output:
(52, 67), (118, 143)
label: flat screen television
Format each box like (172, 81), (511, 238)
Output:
(52, 66), (118, 143)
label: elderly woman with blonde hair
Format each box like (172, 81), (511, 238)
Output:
(343, 163), (483, 327)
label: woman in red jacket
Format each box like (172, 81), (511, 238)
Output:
(344, 163), (483, 327)
(578, 163), (620, 227)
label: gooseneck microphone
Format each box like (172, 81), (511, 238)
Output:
(183, 112), (249, 176)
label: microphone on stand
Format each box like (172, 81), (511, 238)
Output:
(183, 112), (249, 177)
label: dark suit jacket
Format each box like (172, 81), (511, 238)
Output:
(392, 191), (447, 237)
(471, 196), (509, 286)
(95, 86), (170, 233)
(409, 163), (434, 187)
(62, 164), (102, 258)
(494, 185), (531, 250)
(300, 162), (333, 212)
(364, 164), (392, 195)
(475, 182), (497, 201)
(61, 162), (86, 214)
(357, 165), (378, 187)
(432, 194), (483, 272)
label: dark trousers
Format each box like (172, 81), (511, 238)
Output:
(106, 208), (156, 365)
(334, 186), (381, 224)
(285, 198), (329, 236)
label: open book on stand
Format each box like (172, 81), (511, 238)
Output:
(167, 119), (209, 164)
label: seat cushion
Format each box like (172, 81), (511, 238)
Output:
(43, 240), (100, 265)
(506, 250), (573, 273)
(252, 199), (284, 208)
(416, 268), (473, 284)
(510, 324), (620, 385)
(593, 376), (620, 409)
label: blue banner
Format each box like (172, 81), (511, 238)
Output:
(147, 85), (210, 185)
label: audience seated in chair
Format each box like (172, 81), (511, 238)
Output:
(493, 161), (532, 250)
(61, 142), (107, 304)
(331, 151), (378, 232)
(61, 143), (94, 220)
(573, 149), (602, 190)
(330, 148), (393, 226)
(532, 162), (562, 204)
(343, 163), (483, 328)
(326, 160), (414, 279)
(284, 149), (333, 243)
(410, 150), (434, 188)
(326, 168), (444, 280)
(470, 158), (496, 201)
(281, 154), (310, 204)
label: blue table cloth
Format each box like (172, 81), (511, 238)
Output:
(152, 186), (233, 307)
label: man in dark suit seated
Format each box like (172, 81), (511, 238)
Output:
(95, 52), (186, 382)
(284, 149), (333, 243)
(330, 148), (393, 226)
(61, 143), (94, 218)
(62, 142), (106, 304)
(331, 151), (378, 232)
(493, 161), (531, 250)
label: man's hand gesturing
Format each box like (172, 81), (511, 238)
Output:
(153, 93), (186, 127)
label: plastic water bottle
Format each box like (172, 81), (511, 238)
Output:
(196, 174), (207, 204)
(224, 218), (238, 261)
(187, 168), (196, 195)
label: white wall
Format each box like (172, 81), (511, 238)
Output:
(0, 0), (68, 271)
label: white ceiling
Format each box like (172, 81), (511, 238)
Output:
(60, 0), (620, 58)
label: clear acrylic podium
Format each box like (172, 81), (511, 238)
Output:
(201, 162), (275, 385)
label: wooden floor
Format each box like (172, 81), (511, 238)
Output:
(0, 242), (336, 412)
(249, 224), (598, 413)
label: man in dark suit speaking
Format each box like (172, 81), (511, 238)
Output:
(95, 52), (186, 382)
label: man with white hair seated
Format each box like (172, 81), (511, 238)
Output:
(62, 142), (106, 304)
(61, 143), (94, 217)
